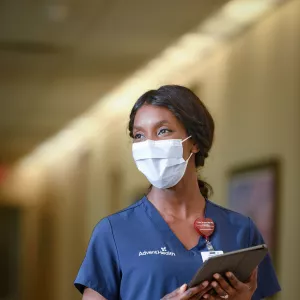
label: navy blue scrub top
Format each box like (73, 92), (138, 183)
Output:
(74, 197), (280, 299)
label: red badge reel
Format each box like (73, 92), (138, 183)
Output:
(194, 217), (215, 251)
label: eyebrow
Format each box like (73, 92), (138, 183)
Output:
(133, 120), (170, 131)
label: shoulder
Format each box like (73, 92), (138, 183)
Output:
(107, 197), (145, 222)
(207, 199), (254, 236)
(93, 198), (145, 233)
(207, 199), (265, 246)
(207, 199), (251, 225)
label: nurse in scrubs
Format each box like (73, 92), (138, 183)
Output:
(74, 85), (280, 300)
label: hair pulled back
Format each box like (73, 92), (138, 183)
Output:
(128, 85), (214, 198)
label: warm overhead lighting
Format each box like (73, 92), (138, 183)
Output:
(200, 0), (278, 38)
(200, 12), (243, 38)
(92, 0), (281, 114)
(223, 0), (275, 23)
(17, 0), (286, 166)
(31, 128), (86, 164)
(93, 33), (219, 118)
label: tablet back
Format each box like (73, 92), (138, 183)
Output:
(189, 244), (268, 288)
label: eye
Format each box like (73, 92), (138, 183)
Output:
(158, 128), (173, 136)
(133, 133), (144, 141)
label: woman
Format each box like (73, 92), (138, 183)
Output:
(74, 85), (280, 300)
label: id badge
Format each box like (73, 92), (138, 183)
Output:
(201, 250), (223, 262)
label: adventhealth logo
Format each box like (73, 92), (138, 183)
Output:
(139, 247), (176, 257)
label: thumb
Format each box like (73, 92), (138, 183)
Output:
(248, 267), (258, 291)
(251, 267), (258, 279)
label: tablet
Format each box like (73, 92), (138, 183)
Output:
(188, 244), (268, 288)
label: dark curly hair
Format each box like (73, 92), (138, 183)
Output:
(128, 85), (214, 198)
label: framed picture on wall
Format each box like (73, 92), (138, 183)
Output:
(227, 160), (280, 258)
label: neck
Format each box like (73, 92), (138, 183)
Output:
(147, 170), (206, 220)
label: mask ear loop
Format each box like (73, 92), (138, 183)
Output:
(181, 135), (192, 143)
(186, 152), (193, 162)
(181, 136), (194, 162)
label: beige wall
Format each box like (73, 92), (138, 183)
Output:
(199, 2), (300, 299)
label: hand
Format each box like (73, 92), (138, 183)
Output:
(202, 268), (258, 300)
(161, 281), (211, 300)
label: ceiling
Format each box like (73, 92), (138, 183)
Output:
(0, 0), (229, 163)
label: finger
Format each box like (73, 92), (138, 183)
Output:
(202, 294), (215, 300)
(189, 285), (213, 299)
(249, 267), (258, 281)
(225, 272), (243, 290)
(163, 284), (187, 299)
(213, 274), (234, 295)
(181, 281), (209, 299)
(179, 284), (189, 294)
(210, 280), (229, 299)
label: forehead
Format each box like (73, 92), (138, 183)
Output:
(134, 104), (179, 127)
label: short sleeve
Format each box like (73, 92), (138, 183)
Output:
(248, 218), (281, 300)
(74, 217), (121, 299)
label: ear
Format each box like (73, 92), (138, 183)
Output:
(191, 142), (200, 154)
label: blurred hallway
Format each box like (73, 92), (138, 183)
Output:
(1, 1), (300, 299)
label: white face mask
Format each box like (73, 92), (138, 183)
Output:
(132, 136), (193, 189)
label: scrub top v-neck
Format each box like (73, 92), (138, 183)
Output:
(74, 197), (280, 300)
